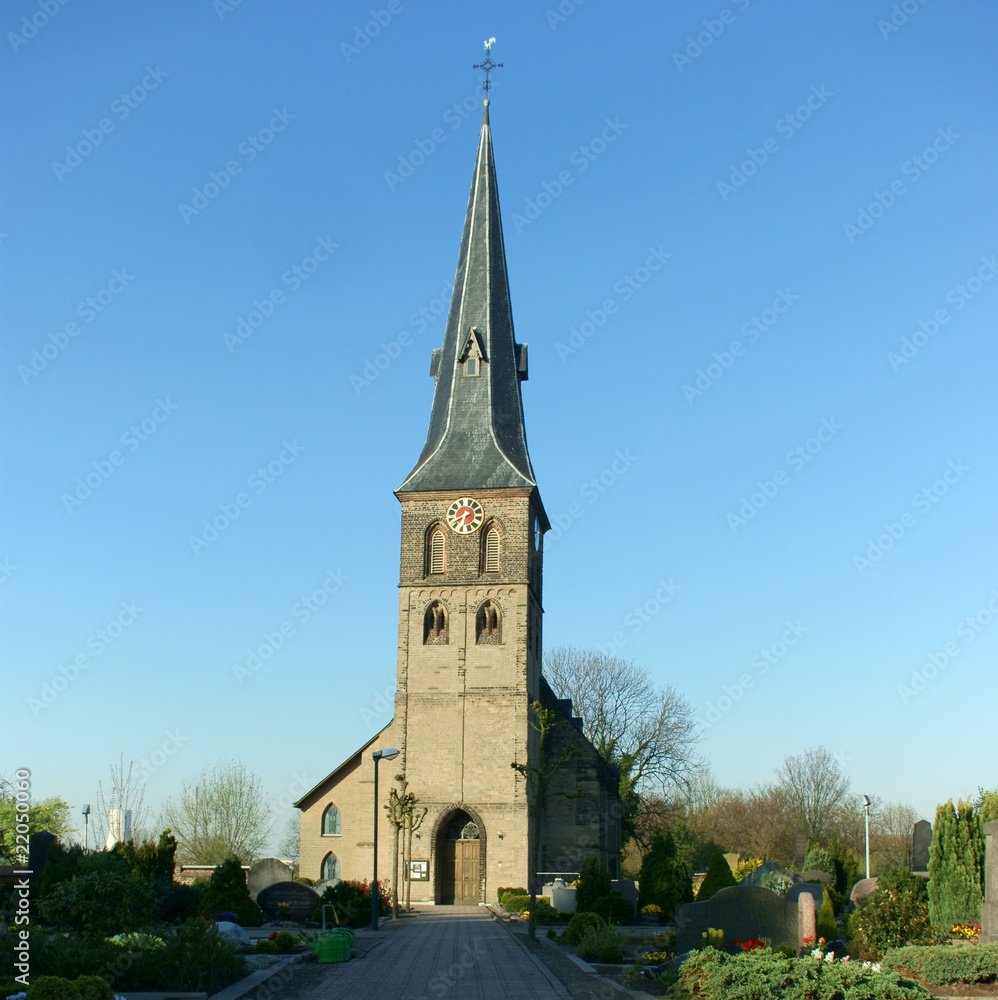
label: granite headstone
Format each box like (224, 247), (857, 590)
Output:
(787, 881), (826, 915)
(798, 892), (816, 949)
(675, 885), (799, 952)
(799, 870), (832, 885)
(912, 820), (932, 872)
(257, 880), (321, 922)
(248, 857), (292, 902)
(981, 821), (998, 945)
(849, 877), (878, 907)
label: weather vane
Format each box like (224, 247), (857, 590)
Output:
(473, 37), (502, 98)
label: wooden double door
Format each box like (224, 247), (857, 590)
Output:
(440, 838), (480, 904)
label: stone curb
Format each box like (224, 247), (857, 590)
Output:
(206, 952), (308, 1000)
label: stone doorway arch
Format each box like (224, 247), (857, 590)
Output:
(434, 806), (486, 905)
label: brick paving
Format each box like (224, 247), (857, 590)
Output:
(296, 906), (573, 1000)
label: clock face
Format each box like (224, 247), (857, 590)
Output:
(533, 516), (541, 551)
(446, 496), (484, 534)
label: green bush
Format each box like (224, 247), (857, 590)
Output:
(828, 831), (862, 914)
(804, 844), (836, 881)
(308, 879), (387, 927)
(575, 857), (612, 913)
(696, 849), (737, 902)
(817, 888), (838, 940)
(847, 866), (934, 960)
(197, 858), (262, 926)
(639, 832), (693, 919)
(38, 867), (155, 935)
(112, 831), (178, 881)
(592, 891), (633, 925)
(255, 938), (279, 954)
(155, 917), (247, 992)
(677, 947), (933, 999)
(148, 877), (202, 922)
(564, 911), (605, 945)
(273, 930), (297, 952)
(500, 893), (531, 913)
(732, 856), (764, 882)
(0, 979), (23, 1000)
(72, 976), (113, 1000)
(26, 976), (79, 999)
(577, 925), (625, 963)
(497, 886), (527, 907)
(882, 943), (998, 985)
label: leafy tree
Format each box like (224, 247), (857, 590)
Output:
(638, 831), (692, 918)
(976, 787), (998, 823)
(697, 849), (737, 901)
(160, 761), (272, 865)
(0, 792), (72, 863)
(872, 800), (918, 871)
(544, 647), (702, 838)
(928, 799), (985, 930)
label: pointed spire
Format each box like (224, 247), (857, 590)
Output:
(398, 99), (536, 494)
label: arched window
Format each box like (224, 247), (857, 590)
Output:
(476, 600), (501, 644)
(321, 804), (341, 836)
(428, 527), (445, 575)
(321, 852), (340, 881)
(444, 810), (481, 840)
(423, 601), (448, 644)
(483, 525), (500, 573)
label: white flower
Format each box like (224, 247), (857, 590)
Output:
(824, 951), (835, 963)
(810, 948), (823, 959)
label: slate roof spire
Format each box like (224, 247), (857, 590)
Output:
(397, 98), (537, 494)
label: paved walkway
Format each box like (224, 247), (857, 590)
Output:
(300, 906), (572, 1000)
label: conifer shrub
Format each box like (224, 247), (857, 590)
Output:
(804, 844), (836, 881)
(639, 832), (693, 919)
(72, 976), (113, 1000)
(25, 976), (79, 999)
(882, 943), (998, 985)
(927, 799), (985, 931)
(591, 891), (633, 925)
(575, 857), (612, 913)
(696, 849), (737, 902)
(677, 948), (932, 999)
(817, 888), (838, 940)
(197, 857), (262, 926)
(732, 856), (764, 882)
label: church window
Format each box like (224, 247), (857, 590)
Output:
(423, 601), (448, 644)
(466, 357), (478, 376)
(444, 810), (480, 840)
(321, 852), (340, 881)
(483, 526), (500, 572)
(461, 328), (484, 377)
(428, 527), (445, 574)
(321, 804), (340, 836)
(476, 600), (501, 644)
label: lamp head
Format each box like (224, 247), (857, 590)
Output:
(862, 795), (871, 808)
(372, 748), (400, 762)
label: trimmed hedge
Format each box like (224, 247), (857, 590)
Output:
(564, 911), (605, 945)
(882, 943), (998, 985)
(678, 948), (933, 1000)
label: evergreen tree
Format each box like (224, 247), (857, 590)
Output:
(817, 888), (838, 940)
(803, 843), (836, 880)
(697, 849), (737, 902)
(638, 832), (693, 918)
(928, 799), (984, 930)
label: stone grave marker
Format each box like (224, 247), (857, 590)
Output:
(257, 880), (321, 922)
(798, 892), (816, 950)
(675, 885), (798, 952)
(787, 881), (825, 916)
(849, 876), (878, 908)
(740, 860), (798, 888)
(982, 820), (998, 945)
(799, 870), (832, 885)
(248, 857), (292, 901)
(912, 819), (932, 872)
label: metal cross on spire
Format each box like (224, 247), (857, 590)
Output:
(473, 37), (503, 97)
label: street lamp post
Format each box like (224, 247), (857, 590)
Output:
(371, 748), (400, 930)
(862, 795), (871, 879)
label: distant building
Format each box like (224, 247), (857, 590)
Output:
(296, 99), (620, 904)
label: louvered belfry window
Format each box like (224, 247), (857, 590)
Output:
(484, 526), (500, 572)
(429, 528), (445, 574)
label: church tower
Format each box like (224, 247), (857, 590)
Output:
(391, 97), (549, 903)
(296, 91), (620, 905)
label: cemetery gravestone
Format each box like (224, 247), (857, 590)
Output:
(982, 821), (998, 945)
(248, 857), (292, 901)
(257, 880), (321, 922)
(675, 885), (799, 952)
(798, 892), (816, 950)
(800, 870), (832, 885)
(849, 877), (878, 908)
(912, 820), (932, 872)
(787, 881), (825, 915)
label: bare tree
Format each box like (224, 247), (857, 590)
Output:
(872, 800), (918, 871)
(773, 746), (850, 843)
(160, 760), (272, 864)
(544, 647), (703, 799)
(95, 754), (150, 847)
(276, 814), (300, 871)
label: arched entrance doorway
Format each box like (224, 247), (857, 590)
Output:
(439, 810), (481, 905)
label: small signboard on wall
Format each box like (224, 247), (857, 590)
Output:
(408, 860), (429, 881)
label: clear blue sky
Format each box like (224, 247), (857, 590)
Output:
(4, 1), (996, 850)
